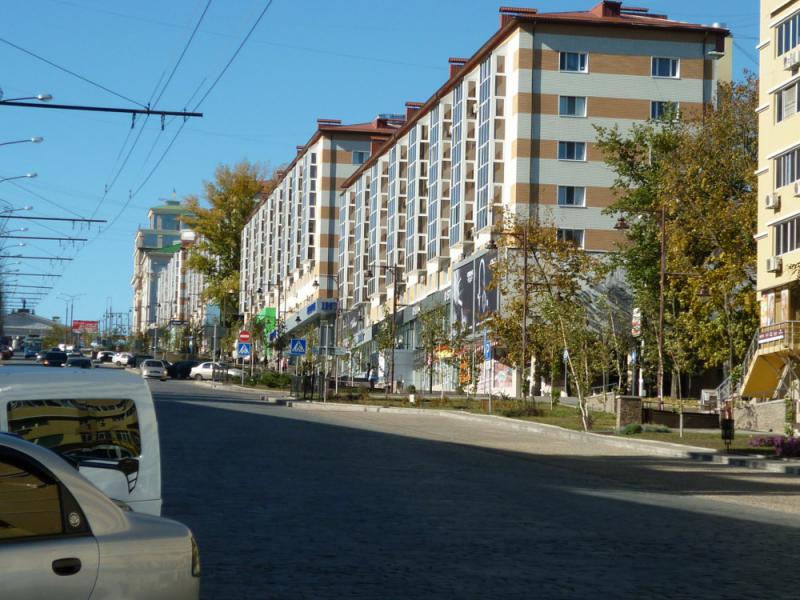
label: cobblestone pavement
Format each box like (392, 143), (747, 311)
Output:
(150, 381), (800, 600)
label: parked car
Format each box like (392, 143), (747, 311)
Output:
(130, 354), (155, 368)
(96, 350), (114, 363)
(24, 348), (39, 359)
(141, 360), (168, 380)
(167, 360), (200, 380)
(112, 352), (132, 366)
(64, 357), (93, 369)
(0, 433), (200, 599)
(67, 350), (84, 357)
(1, 366), (164, 515)
(189, 362), (243, 381)
(0, 346), (13, 360)
(41, 351), (68, 367)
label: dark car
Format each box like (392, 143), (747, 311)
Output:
(24, 348), (39, 359)
(41, 351), (68, 367)
(64, 357), (93, 369)
(0, 346), (12, 360)
(130, 354), (155, 368)
(167, 360), (200, 380)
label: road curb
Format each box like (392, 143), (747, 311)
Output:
(284, 400), (800, 473)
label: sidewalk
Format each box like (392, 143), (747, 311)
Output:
(285, 399), (800, 475)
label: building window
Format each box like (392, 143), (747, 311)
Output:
(559, 96), (587, 117)
(476, 57), (492, 230)
(559, 52), (588, 73)
(652, 57), (679, 78)
(776, 147), (800, 188)
(557, 186), (586, 207)
(777, 82), (799, 122)
(557, 228), (585, 247)
(352, 151), (368, 165)
(558, 141), (586, 161)
(775, 215), (800, 255)
(778, 12), (800, 55)
(651, 101), (680, 120)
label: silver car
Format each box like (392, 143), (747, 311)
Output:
(141, 359), (168, 380)
(0, 433), (200, 599)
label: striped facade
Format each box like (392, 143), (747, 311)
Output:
(240, 118), (399, 333)
(336, 2), (730, 389)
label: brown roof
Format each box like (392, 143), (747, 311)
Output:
(341, 1), (729, 189)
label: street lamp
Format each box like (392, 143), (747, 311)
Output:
(314, 274), (342, 395)
(487, 227), (532, 402)
(0, 205), (32, 215)
(0, 173), (37, 183)
(0, 90), (52, 103)
(366, 265), (403, 395)
(0, 137), (43, 147)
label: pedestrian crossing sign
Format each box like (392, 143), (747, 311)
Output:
(237, 342), (252, 357)
(289, 339), (307, 356)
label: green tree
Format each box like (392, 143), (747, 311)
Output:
(488, 215), (608, 430)
(596, 77), (758, 392)
(182, 160), (280, 324)
(416, 304), (449, 393)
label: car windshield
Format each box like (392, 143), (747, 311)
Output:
(143, 360), (161, 367)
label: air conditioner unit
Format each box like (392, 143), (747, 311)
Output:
(767, 256), (783, 273)
(784, 50), (800, 70)
(795, 181), (800, 198)
(766, 193), (781, 209)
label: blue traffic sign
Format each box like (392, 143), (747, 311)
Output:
(483, 340), (492, 360)
(237, 342), (252, 357)
(289, 338), (307, 356)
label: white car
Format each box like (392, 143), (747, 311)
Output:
(112, 352), (132, 366)
(0, 433), (200, 599)
(189, 362), (243, 381)
(140, 360), (168, 380)
(0, 367), (163, 516)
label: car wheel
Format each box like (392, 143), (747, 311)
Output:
(194, 374), (203, 381)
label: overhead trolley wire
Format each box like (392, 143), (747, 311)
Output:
(0, 37), (147, 108)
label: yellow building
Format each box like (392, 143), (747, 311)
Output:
(741, 1), (800, 426)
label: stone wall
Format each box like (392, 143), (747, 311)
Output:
(734, 399), (785, 433)
(616, 396), (643, 429)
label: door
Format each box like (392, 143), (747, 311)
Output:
(0, 452), (99, 599)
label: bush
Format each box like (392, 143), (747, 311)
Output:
(642, 424), (670, 433)
(749, 436), (782, 449)
(259, 371), (292, 389)
(499, 401), (543, 418)
(407, 384), (417, 394)
(774, 436), (800, 458)
(620, 423), (643, 435)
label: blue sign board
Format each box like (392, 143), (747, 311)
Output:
(289, 339), (307, 356)
(237, 342), (252, 357)
(483, 340), (492, 360)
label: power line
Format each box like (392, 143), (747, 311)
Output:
(192, 0), (275, 111)
(152, 0), (213, 108)
(0, 37), (147, 108)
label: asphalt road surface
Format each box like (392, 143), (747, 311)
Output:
(150, 380), (800, 599)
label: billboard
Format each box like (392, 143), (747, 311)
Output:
(71, 320), (99, 334)
(452, 251), (498, 334)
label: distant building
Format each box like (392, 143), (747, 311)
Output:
(131, 199), (193, 334)
(740, 1), (800, 424)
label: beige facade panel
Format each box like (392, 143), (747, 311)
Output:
(536, 184), (617, 208)
(533, 49), (706, 80)
(584, 228), (626, 252)
(320, 176), (348, 192)
(321, 149), (355, 164)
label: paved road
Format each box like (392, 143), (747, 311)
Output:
(150, 380), (800, 599)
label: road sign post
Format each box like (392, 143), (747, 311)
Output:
(289, 339), (307, 356)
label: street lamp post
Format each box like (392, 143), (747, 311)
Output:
(313, 274), (342, 395)
(0, 137), (43, 148)
(0, 173), (37, 184)
(488, 227), (530, 401)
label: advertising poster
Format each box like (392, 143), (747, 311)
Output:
(452, 250), (498, 335)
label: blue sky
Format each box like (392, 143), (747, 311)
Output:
(0, 0), (759, 323)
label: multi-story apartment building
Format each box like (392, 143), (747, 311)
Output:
(338, 1), (731, 391)
(239, 116), (402, 340)
(740, 1), (800, 425)
(130, 199), (192, 334)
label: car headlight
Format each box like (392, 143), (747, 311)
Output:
(190, 535), (201, 577)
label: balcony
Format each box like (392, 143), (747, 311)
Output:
(740, 321), (800, 398)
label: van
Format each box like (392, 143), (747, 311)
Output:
(0, 366), (162, 515)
